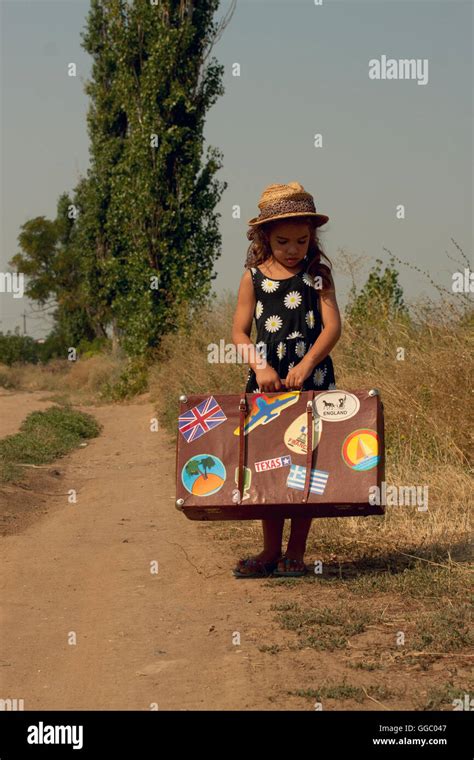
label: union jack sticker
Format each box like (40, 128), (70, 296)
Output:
(178, 396), (227, 443)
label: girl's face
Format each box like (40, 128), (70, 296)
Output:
(267, 221), (311, 269)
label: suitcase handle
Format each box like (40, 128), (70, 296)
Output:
(236, 390), (315, 505)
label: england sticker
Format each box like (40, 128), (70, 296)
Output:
(314, 391), (360, 422)
(254, 455), (292, 472)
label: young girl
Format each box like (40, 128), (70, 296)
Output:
(231, 181), (342, 577)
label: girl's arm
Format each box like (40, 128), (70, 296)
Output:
(304, 270), (342, 367)
(231, 270), (260, 373)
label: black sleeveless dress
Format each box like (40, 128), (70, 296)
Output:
(245, 258), (337, 393)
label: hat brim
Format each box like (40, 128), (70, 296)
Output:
(247, 211), (329, 228)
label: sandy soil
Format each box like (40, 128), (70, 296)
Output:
(0, 389), (57, 436)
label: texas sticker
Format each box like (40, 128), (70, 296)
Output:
(254, 455), (292, 473)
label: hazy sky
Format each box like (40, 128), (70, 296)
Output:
(1, 0), (472, 338)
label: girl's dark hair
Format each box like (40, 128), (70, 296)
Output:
(244, 216), (333, 290)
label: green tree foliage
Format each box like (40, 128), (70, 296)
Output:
(343, 256), (411, 373)
(79, 0), (228, 355)
(345, 256), (408, 325)
(0, 330), (39, 365)
(9, 0), (230, 358)
(9, 193), (99, 350)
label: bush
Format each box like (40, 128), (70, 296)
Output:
(36, 332), (70, 363)
(0, 405), (101, 480)
(76, 336), (111, 359)
(100, 356), (149, 400)
(0, 332), (40, 365)
(345, 256), (408, 326)
(20, 405), (100, 440)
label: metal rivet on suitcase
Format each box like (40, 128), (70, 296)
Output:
(368, 388), (380, 396)
(175, 498), (185, 510)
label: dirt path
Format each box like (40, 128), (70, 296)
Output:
(1, 392), (470, 711)
(0, 389), (57, 436)
(0, 393), (305, 710)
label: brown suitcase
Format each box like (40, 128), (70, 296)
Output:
(175, 388), (385, 521)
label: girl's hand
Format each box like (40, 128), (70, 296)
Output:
(284, 357), (315, 390)
(254, 366), (283, 392)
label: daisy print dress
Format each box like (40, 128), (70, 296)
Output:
(245, 259), (337, 393)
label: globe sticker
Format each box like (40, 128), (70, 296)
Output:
(181, 454), (226, 496)
(341, 429), (379, 471)
(314, 391), (360, 422)
(284, 413), (322, 455)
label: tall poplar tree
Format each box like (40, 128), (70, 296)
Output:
(79, 0), (233, 355)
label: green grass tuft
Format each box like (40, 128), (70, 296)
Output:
(0, 405), (102, 482)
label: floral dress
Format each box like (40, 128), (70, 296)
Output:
(245, 259), (337, 393)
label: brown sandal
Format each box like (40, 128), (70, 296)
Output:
(273, 556), (308, 577)
(233, 556), (280, 578)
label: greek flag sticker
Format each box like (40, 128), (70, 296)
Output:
(287, 464), (329, 495)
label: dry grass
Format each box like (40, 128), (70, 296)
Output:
(149, 284), (472, 565)
(0, 352), (129, 404)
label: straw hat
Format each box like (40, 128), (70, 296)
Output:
(247, 181), (329, 228)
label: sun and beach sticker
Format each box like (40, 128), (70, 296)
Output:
(314, 391), (360, 422)
(341, 429), (379, 471)
(233, 391), (300, 436)
(181, 455), (226, 496)
(179, 396), (227, 443)
(284, 413), (322, 455)
(287, 464), (329, 495)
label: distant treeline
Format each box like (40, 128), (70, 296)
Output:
(0, 330), (109, 366)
